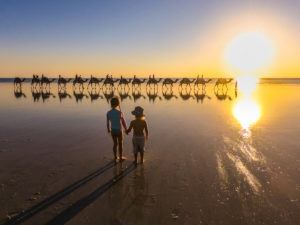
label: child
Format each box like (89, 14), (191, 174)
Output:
(126, 106), (149, 165)
(106, 96), (127, 162)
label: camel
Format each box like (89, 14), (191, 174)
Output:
(118, 89), (132, 102)
(88, 75), (104, 88)
(118, 76), (132, 86)
(194, 88), (211, 104)
(58, 88), (72, 102)
(41, 75), (56, 88)
(215, 78), (233, 89)
(179, 78), (196, 87)
(132, 75), (146, 88)
(58, 75), (72, 88)
(103, 75), (119, 87)
(162, 78), (179, 87)
(14, 77), (26, 87)
(194, 75), (212, 87)
(147, 75), (162, 86)
(31, 75), (40, 87)
(73, 75), (88, 88)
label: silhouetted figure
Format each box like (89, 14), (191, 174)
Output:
(162, 87), (178, 101)
(31, 87), (41, 102)
(14, 86), (26, 99)
(73, 75), (88, 89)
(118, 76), (132, 87)
(88, 88), (103, 102)
(194, 75), (212, 88)
(146, 74), (162, 86)
(132, 88), (146, 102)
(215, 78), (233, 90)
(179, 78), (196, 88)
(179, 88), (194, 101)
(31, 75), (40, 88)
(41, 88), (56, 103)
(146, 87), (161, 103)
(41, 74), (56, 89)
(58, 88), (72, 102)
(103, 75), (119, 87)
(194, 87), (211, 104)
(14, 77), (26, 88)
(132, 75), (146, 88)
(73, 88), (88, 103)
(214, 88), (232, 101)
(118, 88), (132, 102)
(88, 75), (104, 88)
(162, 78), (179, 87)
(58, 75), (72, 89)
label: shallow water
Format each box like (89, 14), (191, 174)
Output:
(0, 82), (299, 225)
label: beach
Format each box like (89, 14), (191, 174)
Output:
(0, 82), (300, 225)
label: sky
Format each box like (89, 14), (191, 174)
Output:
(0, 0), (299, 77)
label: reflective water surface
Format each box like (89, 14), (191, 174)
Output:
(0, 81), (299, 225)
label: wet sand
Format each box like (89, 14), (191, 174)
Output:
(0, 82), (299, 225)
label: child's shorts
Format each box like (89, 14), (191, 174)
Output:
(132, 136), (145, 154)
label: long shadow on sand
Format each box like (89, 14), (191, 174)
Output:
(4, 161), (115, 225)
(45, 163), (136, 225)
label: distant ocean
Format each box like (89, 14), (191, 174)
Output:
(1, 77), (300, 84)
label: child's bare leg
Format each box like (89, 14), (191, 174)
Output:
(140, 151), (144, 164)
(117, 135), (123, 160)
(134, 153), (138, 165)
(112, 136), (118, 161)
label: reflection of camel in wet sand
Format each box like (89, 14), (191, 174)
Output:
(103, 75), (119, 87)
(73, 89), (89, 103)
(179, 78), (196, 87)
(14, 77), (26, 87)
(132, 89), (146, 102)
(146, 88), (161, 103)
(88, 75), (104, 88)
(214, 88), (232, 101)
(215, 78), (233, 89)
(194, 88), (211, 104)
(31, 75), (40, 87)
(103, 88), (115, 103)
(73, 75), (88, 88)
(118, 89), (132, 102)
(162, 78), (179, 87)
(58, 75), (72, 89)
(58, 89), (72, 102)
(88, 89), (103, 102)
(118, 76), (132, 87)
(41, 89), (56, 102)
(162, 88), (178, 101)
(132, 75), (146, 88)
(194, 75), (212, 87)
(41, 75), (56, 89)
(31, 88), (41, 102)
(179, 88), (194, 101)
(14, 86), (26, 99)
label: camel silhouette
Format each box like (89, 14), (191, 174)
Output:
(88, 75), (104, 88)
(146, 87), (161, 103)
(194, 75), (212, 87)
(132, 75), (146, 88)
(162, 78), (179, 87)
(41, 89), (56, 102)
(73, 75), (88, 88)
(58, 75), (72, 89)
(14, 77), (26, 87)
(103, 75), (119, 87)
(118, 89), (132, 102)
(147, 75), (162, 86)
(41, 75), (56, 89)
(31, 75), (40, 88)
(118, 76), (132, 87)
(179, 78), (196, 87)
(215, 78), (233, 89)
(31, 88), (41, 102)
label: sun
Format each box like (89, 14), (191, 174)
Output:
(225, 32), (275, 73)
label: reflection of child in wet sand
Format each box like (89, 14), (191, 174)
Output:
(126, 106), (149, 165)
(106, 97), (127, 162)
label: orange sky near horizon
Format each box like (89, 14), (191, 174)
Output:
(0, 1), (299, 78)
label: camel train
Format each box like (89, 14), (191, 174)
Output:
(14, 75), (236, 92)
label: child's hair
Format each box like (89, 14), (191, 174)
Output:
(110, 96), (120, 108)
